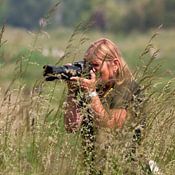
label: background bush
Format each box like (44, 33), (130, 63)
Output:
(1, 0), (175, 32)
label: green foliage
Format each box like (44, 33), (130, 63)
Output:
(5, 0), (53, 29)
(1, 0), (175, 32)
(0, 0), (7, 24)
(164, 0), (175, 27)
(61, 0), (175, 33)
(62, 0), (92, 26)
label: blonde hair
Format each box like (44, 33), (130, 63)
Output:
(84, 38), (133, 84)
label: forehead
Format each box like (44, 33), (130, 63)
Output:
(85, 56), (103, 64)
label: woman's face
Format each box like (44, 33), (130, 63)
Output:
(89, 57), (118, 82)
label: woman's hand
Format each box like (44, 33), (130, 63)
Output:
(70, 70), (97, 92)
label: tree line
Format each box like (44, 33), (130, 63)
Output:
(0, 0), (175, 32)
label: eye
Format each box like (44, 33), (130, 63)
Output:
(92, 63), (99, 68)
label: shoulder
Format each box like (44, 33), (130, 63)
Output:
(106, 79), (143, 109)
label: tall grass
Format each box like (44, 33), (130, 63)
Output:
(0, 18), (175, 175)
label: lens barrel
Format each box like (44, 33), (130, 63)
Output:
(43, 60), (89, 81)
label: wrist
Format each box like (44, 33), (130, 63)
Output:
(88, 90), (98, 98)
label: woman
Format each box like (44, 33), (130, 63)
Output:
(64, 38), (143, 174)
(64, 38), (139, 131)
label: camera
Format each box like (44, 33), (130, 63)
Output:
(43, 60), (92, 81)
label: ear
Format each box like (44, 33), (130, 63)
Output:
(113, 58), (120, 72)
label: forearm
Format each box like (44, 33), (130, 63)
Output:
(90, 93), (127, 128)
(64, 91), (81, 132)
(90, 95), (109, 125)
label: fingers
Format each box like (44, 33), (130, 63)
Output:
(70, 77), (89, 85)
(70, 76), (79, 81)
(65, 63), (72, 66)
(70, 76), (96, 91)
(70, 77), (86, 87)
(70, 71), (96, 82)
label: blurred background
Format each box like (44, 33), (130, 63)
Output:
(0, 1), (175, 174)
(1, 0), (175, 32)
(0, 0), (175, 89)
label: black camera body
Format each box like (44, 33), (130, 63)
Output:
(43, 60), (91, 81)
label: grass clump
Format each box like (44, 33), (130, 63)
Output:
(0, 21), (175, 175)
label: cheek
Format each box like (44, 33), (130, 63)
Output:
(100, 67), (110, 81)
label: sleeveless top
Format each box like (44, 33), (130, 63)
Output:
(94, 79), (145, 151)
(97, 79), (142, 113)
